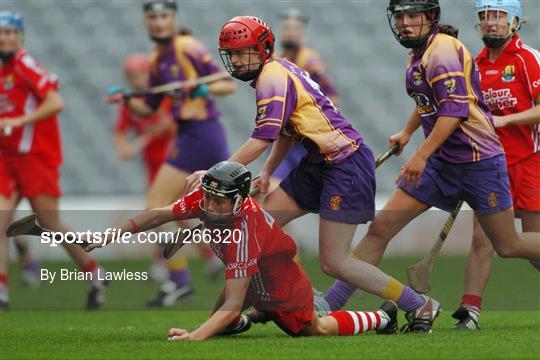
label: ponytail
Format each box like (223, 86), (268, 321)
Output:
(437, 23), (459, 39)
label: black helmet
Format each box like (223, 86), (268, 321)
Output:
(200, 162), (252, 226)
(143, 0), (177, 13)
(387, 0), (441, 49)
(280, 8), (309, 24)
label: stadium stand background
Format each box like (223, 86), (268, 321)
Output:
(5, 0), (540, 196)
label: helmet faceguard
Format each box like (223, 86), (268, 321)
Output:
(475, 0), (522, 48)
(200, 162), (251, 227)
(387, 0), (441, 49)
(219, 16), (275, 82)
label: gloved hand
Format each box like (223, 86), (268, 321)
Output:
(190, 84), (209, 98)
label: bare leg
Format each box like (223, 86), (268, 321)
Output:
(262, 186), (307, 226)
(323, 189), (428, 311)
(353, 189), (429, 265)
(0, 193), (18, 277)
(28, 195), (95, 267)
(463, 215), (494, 297)
(476, 208), (540, 262)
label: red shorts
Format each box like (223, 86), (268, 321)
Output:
(252, 274), (314, 336)
(507, 154), (540, 212)
(0, 154), (62, 198)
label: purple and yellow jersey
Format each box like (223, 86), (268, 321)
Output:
(406, 32), (503, 163)
(251, 58), (362, 164)
(145, 35), (223, 121)
(277, 47), (337, 97)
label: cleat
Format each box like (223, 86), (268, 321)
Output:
(86, 279), (110, 310)
(376, 300), (398, 335)
(146, 281), (194, 308)
(452, 307), (479, 330)
(401, 295), (442, 333)
(246, 309), (271, 324)
(0, 300), (9, 311)
(218, 314), (252, 336)
(313, 288), (331, 317)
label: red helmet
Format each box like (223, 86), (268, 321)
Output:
(123, 53), (150, 74)
(219, 16), (275, 81)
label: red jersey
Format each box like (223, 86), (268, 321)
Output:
(476, 35), (540, 165)
(114, 98), (174, 165)
(0, 49), (62, 164)
(172, 189), (311, 311)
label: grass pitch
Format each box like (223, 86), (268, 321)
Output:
(2, 256), (539, 359)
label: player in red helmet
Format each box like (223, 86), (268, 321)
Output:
(0, 10), (108, 310)
(186, 15), (441, 333)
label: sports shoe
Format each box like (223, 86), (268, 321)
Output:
(313, 288), (331, 317)
(218, 314), (252, 336)
(86, 279), (110, 310)
(0, 300), (9, 311)
(146, 280), (194, 308)
(401, 295), (442, 333)
(376, 300), (398, 335)
(452, 306), (479, 330)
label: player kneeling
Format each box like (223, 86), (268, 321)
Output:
(86, 161), (398, 340)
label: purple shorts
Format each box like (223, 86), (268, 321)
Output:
(280, 143), (376, 224)
(166, 119), (229, 173)
(398, 154), (512, 214)
(273, 143), (307, 180)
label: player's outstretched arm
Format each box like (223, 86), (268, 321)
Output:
(84, 204), (177, 252)
(168, 277), (250, 341)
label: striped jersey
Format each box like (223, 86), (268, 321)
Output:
(405, 31), (503, 163)
(251, 58), (362, 164)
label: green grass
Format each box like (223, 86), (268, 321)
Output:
(1, 256), (539, 359)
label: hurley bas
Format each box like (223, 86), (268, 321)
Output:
(41, 268), (148, 284)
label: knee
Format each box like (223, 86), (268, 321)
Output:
(319, 257), (342, 279)
(493, 243), (519, 259)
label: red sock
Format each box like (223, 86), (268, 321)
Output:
(329, 310), (385, 336)
(81, 260), (98, 273)
(0, 273), (8, 285)
(461, 294), (482, 320)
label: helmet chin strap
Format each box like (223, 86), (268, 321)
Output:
(0, 51), (15, 62)
(150, 34), (173, 44)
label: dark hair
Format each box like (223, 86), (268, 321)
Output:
(177, 26), (192, 36)
(437, 23), (459, 38)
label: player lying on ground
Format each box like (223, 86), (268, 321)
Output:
(185, 16), (440, 333)
(452, 0), (540, 330)
(322, 0), (540, 319)
(85, 161), (399, 340)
